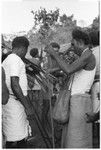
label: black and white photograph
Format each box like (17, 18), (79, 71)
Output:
(1, 0), (100, 148)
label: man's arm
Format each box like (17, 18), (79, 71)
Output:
(45, 46), (92, 75)
(2, 68), (9, 105)
(47, 67), (60, 74)
(86, 111), (100, 123)
(11, 76), (33, 114)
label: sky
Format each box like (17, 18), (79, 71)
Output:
(1, 0), (99, 34)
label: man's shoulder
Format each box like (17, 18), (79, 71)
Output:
(8, 53), (20, 59)
(84, 53), (96, 70)
(88, 52), (96, 62)
(92, 46), (99, 52)
(81, 49), (95, 61)
(3, 54), (25, 70)
(5, 53), (22, 63)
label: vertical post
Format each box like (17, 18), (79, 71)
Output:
(47, 77), (55, 148)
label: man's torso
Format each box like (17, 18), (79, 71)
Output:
(2, 54), (28, 141)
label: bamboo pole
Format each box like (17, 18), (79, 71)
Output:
(27, 93), (52, 148)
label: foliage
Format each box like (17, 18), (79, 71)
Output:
(85, 16), (99, 33)
(60, 14), (77, 27)
(92, 16), (99, 31)
(31, 8), (59, 27)
(31, 8), (77, 48)
(31, 8), (59, 46)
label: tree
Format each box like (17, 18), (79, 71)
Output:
(85, 16), (99, 34)
(60, 14), (77, 27)
(31, 8), (59, 46)
(92, 16), (99, 31)
(60, 14), (68, 24)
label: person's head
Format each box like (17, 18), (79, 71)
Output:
(89, 30), (99, 47)
(71, 28), (90, 55)
(30, 48), (39, 58)
(12, 36), (29, 58)
(50, 42), (60, 53)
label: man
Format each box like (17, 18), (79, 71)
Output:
(46, 42), (61, 92)
(29, 48), (40, 66)
(86, 76), (100, 148)
(45, 42), (60, 105)
(86, 30), (100, 121)
(2, 36), (33, 148)
(86, 30), (100, 148)
(46, 42), (60, 74)
(28, 48), (42, 121)
(29, 48), (41, 91)
(41, 42), (61, 138)
(45, 29), (96, 148)
(90, 30), (99, 77)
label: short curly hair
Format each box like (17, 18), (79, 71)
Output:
(89, 30), (99, 46)
(30, 48), (38, 57)
(50, 42), (60, 49)
(72, 29), (90, 45)
(12, 36), (29, 49)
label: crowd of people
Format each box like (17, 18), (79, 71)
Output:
(2, 28), (100, 148)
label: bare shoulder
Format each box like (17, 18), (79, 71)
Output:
(84, 53), (96, 70)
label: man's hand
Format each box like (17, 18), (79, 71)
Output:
(85, 112), (98, 123)
(24, 96), (34, 116)
(47, 68), (60, 74)
(25, 105), (34, 116)
(28, 80), (34, 89)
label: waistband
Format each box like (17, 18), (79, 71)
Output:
(71, 92), (91, 98)
(9, 94), (17, 100)
(6, 138), (27, 143)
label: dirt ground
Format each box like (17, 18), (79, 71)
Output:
(27, 96), (100, 148)
(27, 121), (100, 148)
(25, 90), (100, 148)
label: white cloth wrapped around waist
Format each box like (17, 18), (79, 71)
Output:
(61, 93), (93, 148)
(2, 97), (29, 142)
